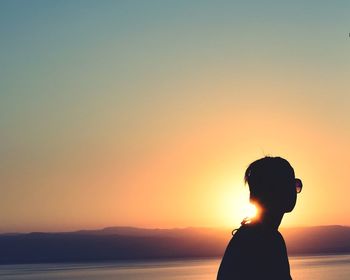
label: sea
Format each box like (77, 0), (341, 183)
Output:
(0, 254), (349, 280)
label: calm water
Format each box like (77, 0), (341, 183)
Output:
(0, 254), (350, 280)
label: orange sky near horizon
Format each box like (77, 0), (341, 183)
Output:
(113, 108), (350, 229)
(3, 103), (349, 233)
(1, 1), (350, 233)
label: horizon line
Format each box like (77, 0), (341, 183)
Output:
(2, 224), (350, 235)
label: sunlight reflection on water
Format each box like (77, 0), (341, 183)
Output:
(0, 255), (349, 280)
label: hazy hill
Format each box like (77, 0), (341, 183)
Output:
(281, 226), (350, 255)
(1, 226), (349, 264)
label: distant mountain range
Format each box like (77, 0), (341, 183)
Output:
(1, 225), (349, 264)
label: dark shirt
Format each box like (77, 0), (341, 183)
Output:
(217, 223), (292, 280)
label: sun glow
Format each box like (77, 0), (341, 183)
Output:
(243, 203), (258, 219)
(217, 182), (260, 226)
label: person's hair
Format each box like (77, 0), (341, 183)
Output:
(244, 156), (295, 207)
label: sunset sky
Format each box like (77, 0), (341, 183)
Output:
(1, 1), (350, 233)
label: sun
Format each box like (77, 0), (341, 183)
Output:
(217, 183), (259, 226)
(243, 202), (258, 219)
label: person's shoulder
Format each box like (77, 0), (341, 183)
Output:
(235, 223), (286, 245)
(227, 224), (263, 249)
(235, 222), (271, 236)
(230, 224), (256, 242)
(220, 225), (259, 263)
(227, 223), (287, 251)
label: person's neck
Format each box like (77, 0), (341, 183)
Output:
(253, 209), (284, 230)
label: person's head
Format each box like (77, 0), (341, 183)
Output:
(244, 156), (301, 214)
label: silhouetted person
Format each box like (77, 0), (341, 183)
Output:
(217, 156), (302, 280)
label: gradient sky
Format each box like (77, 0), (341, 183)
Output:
(1, 0), (350, 233)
